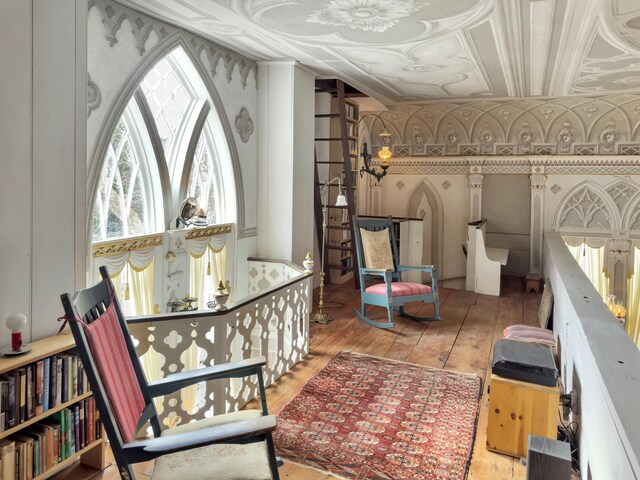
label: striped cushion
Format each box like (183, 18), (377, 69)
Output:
(84, 302), (145, 443)
(365, 282), (432, 297)
(503, 325), (556, 348)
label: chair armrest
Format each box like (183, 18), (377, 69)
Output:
(361, 268), (393, 276)
(147, 356), (266, 397)
(123, 415), (277, 463)
(398, 265), (437, 274)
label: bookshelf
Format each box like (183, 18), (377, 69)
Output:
(0, 331), (106, 479)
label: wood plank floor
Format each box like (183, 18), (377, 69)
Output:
(61, 276), (538, 480)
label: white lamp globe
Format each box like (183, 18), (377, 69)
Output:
(6, 313), (27, 333)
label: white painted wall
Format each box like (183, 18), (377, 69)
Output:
(257, 61), (315, 265)
(545, 233), (640, 479)
(0, 0), (86, 345)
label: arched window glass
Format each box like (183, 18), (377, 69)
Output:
(90, 45), (237, 320)
(187, 130), (219, 225)
(93, 109), (151, 242)
(140, 55), (195, 167)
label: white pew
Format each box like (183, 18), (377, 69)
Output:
(466, 220), (509, 296)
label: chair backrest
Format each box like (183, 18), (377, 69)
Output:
(352, 216), (401, 288)
(60, 266), (159, 451)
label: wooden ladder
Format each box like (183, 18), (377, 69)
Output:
(314, 79), (361, 289)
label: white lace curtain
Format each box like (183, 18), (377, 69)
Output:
(96, 246), (156, 316)
(563, 237), (608, 298)
(627, 245), (640, 347)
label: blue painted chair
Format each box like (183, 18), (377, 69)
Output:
(352, 216), (440, 329)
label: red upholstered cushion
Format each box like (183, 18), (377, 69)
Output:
(503, 325), (556, 348)
(84, 302), (145, 443)
(365, 282), (432, 297)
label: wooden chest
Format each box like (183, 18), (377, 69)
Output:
(486, 374), (559, 458)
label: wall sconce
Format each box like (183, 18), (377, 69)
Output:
(360, 113), (393, 184)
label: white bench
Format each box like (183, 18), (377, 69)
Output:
(465, 220), (509, 296)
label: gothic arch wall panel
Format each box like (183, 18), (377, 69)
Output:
(362, 96), (640, 157)
(406, 180), (444, 271)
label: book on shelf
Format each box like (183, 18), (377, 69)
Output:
(0, 378), (7, 432)
(26, 364), (34, 420)
(35, 360), (44, 416)
(0, 438), (15, 480)
(55, 357), (62, 408)
(6, 372), (17, 428)
(18, 367), (26, 424)
(42, 357), (50, 414)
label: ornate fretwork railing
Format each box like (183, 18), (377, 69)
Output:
(127, 259), (311, 428)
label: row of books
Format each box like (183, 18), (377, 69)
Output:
(0, 398), (101, 480)
(0, 353), (89, 432)
(346, 103), (357, 120)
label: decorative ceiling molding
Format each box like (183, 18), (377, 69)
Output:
(377, 155), (640, 176)
(363, 94), (640, 157)
(121, 0), (640, 103)
(91, 0), (257, 88)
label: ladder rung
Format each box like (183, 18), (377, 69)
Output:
(315, 113), (340, 118)
(326, 225), (351, 231)
(326, 245), (351, 251)
(327, 205), (349, 209)
(327, 264), (356, 271)
(315, 137), (344, 141)
(315, 161), (345, 164)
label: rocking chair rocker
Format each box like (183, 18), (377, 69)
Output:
(60, 266), (280, 480)
(352, 216), (441, 329)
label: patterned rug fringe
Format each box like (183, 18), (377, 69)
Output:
(282, 459), (351, 480)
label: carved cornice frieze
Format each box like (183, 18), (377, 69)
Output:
(364, 97), (640, 157)
(92, 234), (163, 257)
(91, 0), (257, 88)
(385, 155), (640, 175)
(184, 224), (233, 240)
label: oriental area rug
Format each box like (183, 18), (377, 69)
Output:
(273, 351), (482, 480)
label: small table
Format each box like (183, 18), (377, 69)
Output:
(486, 374), (559, 458)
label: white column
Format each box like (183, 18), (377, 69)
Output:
(609, 238), (630, 306)
(0, 0), (87, 343)
(468, 172), (484, 222)
(257, 61), (315, 265)
(529, 173), (546, 275)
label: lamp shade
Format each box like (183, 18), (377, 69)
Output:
(6, 313), (27, 333)
(335, 193), (348, 207)
(378, 146), (392, 166)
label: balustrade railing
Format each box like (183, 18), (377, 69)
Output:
(127, 258), (311, 428)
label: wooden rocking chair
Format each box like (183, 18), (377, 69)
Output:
(60, 266), (280, 480)
(352, 216), (441, 329)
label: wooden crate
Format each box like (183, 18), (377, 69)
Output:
(486, 374), (559, 458)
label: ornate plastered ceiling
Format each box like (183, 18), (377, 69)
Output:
(119, 0), (640, 105)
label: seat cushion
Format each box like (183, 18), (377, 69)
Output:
(365, 282), (432, 297)
(152, 410), (272, 480)
(503, 325), (556, 348)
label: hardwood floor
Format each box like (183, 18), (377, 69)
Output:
(61, 276), (539, 480)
